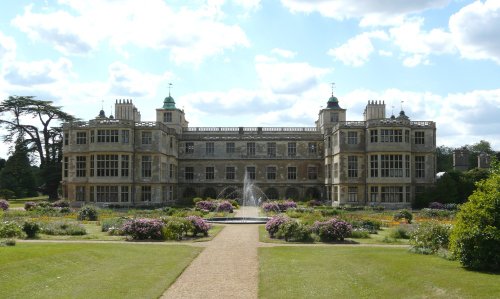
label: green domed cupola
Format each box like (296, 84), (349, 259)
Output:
(163, 94), (176, 109)
(327, 95), (342, 109)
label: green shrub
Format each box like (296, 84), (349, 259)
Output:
(450, 165), (500, 271)
(0, 221), (23, 238)
(77, 205), (99, 221)
(389, 226), (411, 239)
(409, 221), (451, 254)
(0, 190), (15, 200)
(101, 217), (127, 234)
(42, 221), (86, 235)
(162, 217), (192, 240)
(350, 228), (370, 239)
(419, 208), (455, 219)
(394, 209), (413, 224)
(22, 220), (40, 238)
(0, 238), (16, 246)
(275, 220), (312, 242)
(351, 219), (382, 234)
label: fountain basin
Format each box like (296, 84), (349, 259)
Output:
(207, 217), (270, 224)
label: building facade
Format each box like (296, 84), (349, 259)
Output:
(61, 93), (436, 208)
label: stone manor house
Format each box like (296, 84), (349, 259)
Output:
(61, 92), (436, 207)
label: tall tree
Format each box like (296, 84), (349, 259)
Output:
(436, 145), (453, 172)
(0, 96), (76, 199)
(0, 141), (37, 198)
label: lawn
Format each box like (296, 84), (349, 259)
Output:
(6, 196), (49, 208)
(0, 242), (202, 299)
(259, 246), (500, 298)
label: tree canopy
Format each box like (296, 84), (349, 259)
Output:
(0, 96), (76, 199)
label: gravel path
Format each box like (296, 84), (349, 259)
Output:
(161, 207), (260, 299)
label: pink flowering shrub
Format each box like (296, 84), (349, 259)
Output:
(312, 218), (352, 242)
(216, 200), (234, 213)
(265, 215), (290, 238)
(186, 215), (211, 236)
(195, 200), (217, 211)
(0, 199), (9, 211)
(122, 218), (164, 240)
(24, 201), (37, 211)
(262, 200), (297, 213)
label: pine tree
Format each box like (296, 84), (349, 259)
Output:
(0, 142), (37, 198)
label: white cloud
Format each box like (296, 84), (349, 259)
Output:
(280, 0), (451, 26)
(271, 48), (297, 59)
(255, 58), (331, 94)
(233, 0), (261, 11)
(12, 0), (250, 64)
(2, 58), (74, 86)
(328, 31), (388, 66)
(0, 31), (16, 62)
(449, 0), (500, 64)
(389, 18), (455, 67)
(108, 62), (173, 97)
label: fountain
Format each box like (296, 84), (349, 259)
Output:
(207, 170), (270, 224)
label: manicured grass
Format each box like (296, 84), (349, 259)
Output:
(259, 246), (500, 298)
(6, 196), (49, 208)
(0, 242), (202, 299)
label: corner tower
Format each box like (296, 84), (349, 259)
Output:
(317, 91), (346, 134)
(156, 87), (188, 134)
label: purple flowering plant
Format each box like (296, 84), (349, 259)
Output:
(265, 214), (290, 238)
(186, 215), (211, 236)
(0, 199), (9, 211)
(122, 218), (164, 240)
(312, 218), (352, 242)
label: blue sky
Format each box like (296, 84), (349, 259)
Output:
(1, 0), (500, 159)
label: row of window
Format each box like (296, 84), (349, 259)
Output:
(331, 185), (411, 203)
(183, 166), (319, 181)
(326, 130), (426, 148)
(75, 185), (174, 202)
(67, 130), (174, 149)
(184, 141), (318, 157)
(64, 155), (177, 179)
(325, 155), (426, 179)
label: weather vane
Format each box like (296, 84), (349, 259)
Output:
(401, 100), (404, 111)
(331, 82), (335, 96)
(168, 83), (173, 96)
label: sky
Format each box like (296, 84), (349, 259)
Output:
(0, 0), (499, 159)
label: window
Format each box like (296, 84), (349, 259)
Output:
(348, 187), (358, 202)
(89, 186), (94, 202)
(121, 155), (129, 177)
(308, 142), (317, 154)
(121, 130), (129, 143)
(381, 154), (403, 177)
(308, 166), (318, 180)
(370, 130), (378, 143)
(141, 131), (152, 144)
(405, 130), (410, 143)
(97, 129), (119, 143)
(226, 166), (235, 180)
(170, 137), (173, 149)
(161, 163), (167, 180)
(90, 131), (95, 143)
(266, 166), (276, 180)
(76, 132), (87, 144)
(406, 186), (411, 202)
(206, 142), (214, 155)
(97, 155), (119, 177)
(185, 142), (194, 154)
(267, 142), (276, 157)
(246, 166), (256, 180)
(63, 157), (68, 177)
(96, 186), (119, 202)
(370, 186), (378, 202)
(76, 156), (86, 177)
(415, 156), (425, 178)
(287, 167), (297, 180)
(330, 112), (339, 122)
(121, 186), (129, 202)
(141, 186), (152, 202)
(206, 167), (215, 180)
(76, 186), (85, 201)
(326, 164), (331, 179)
(327, 136), (331, 149)
(247, 142), (255, 156)
(347, 132), (358, 144)
(64, 134), (68, 145)
(90, 155), (94, 176)
(381, 186), (403, 202)
(415, 131), (425, 144)
(163, 112), (172, 122)
(226, 142), (235, 153)
(380, 129), (403, 143)
(169, 164), (174, 178)
(333, 133), (339, 146)
(405, 155), (410, 177)
(370, 155), (378, 177)
(141, 156), (152, 178)
(333, 163), (338, 178)
(348, 156), (358, 178)
(333, 186), (338, 202)
(288, 142), (297, 157)
(185, 167), (194, 180)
